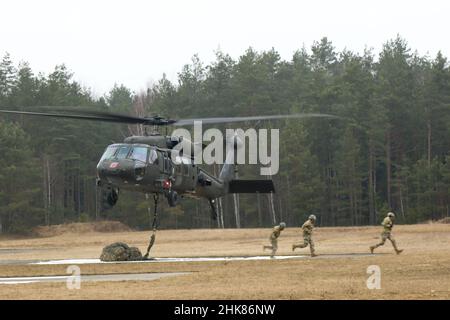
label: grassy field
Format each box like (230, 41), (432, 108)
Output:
(0, 223), (449, 299)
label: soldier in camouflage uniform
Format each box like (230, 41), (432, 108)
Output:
(370, 212), (403, 255)
(263, 222), (286, 257)
(292, 215), (317, 257)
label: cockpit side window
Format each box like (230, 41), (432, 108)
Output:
(149, 149), (158, 164)
(129, 146), (148, 163)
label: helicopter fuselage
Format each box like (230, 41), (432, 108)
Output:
(96, 142), (227, 208)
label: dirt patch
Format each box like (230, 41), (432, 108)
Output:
(32, 221), (132, 237)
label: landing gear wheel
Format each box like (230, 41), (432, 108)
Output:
(107, 188), (119, 206)
(167, 190), (179, 207)
(209, 199), (217, 220)
(101, 186), (119, 210)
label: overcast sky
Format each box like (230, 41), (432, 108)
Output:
(1, 0), (449, 96)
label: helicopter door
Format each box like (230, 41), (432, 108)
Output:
(160, 152), (172, 175)
(156, 151), (164, 172)
(172, 157), (196, 191)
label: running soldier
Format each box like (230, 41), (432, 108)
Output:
(292, 215), (317, 257)
(263, 222), (286, 257)
(370, 212), (403, 255)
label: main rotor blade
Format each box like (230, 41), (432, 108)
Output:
(0, 107), (339, 127)
(173, 113), (340, 126)
(42, 107), (178, 125)
(0, 108), (160, 125)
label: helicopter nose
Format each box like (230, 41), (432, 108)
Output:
(97, 159), (142, 184)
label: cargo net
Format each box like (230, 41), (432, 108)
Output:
(100, 242), (143, 262)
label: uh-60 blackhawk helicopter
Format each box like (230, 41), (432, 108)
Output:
(0, 107), (336, 257)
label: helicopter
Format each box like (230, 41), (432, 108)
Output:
(0, 108), (337, 221)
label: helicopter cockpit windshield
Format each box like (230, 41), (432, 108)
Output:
(99, 145), (120, 162)
(128, 146), (148, 163)
(99, 144), (158, 164)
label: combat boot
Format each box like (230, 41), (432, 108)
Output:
(311, 253), (318, 257)
(292, 244), (296, 251)
(370, 246), (375, 254)
(391, 240), (403, 255)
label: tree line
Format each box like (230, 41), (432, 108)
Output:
(0, 35), (449, 234)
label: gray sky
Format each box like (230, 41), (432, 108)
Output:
(1, 0), (449, 96)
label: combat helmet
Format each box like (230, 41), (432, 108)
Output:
(308, 214), (317, 221)
(279, 222), (286, 229)
(387, 212), (395, 218)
